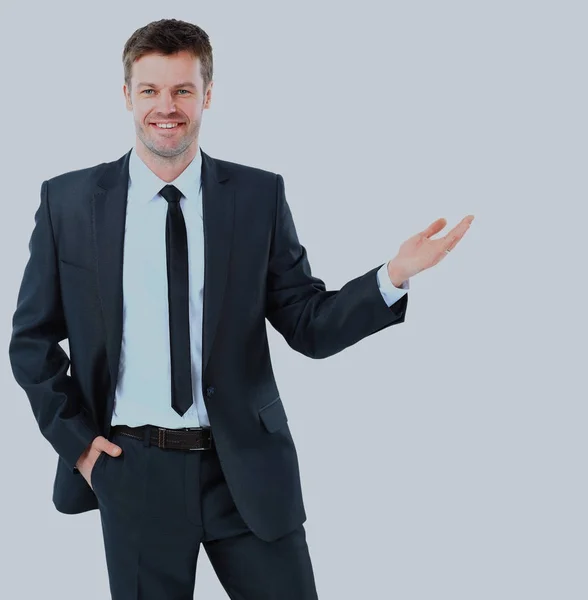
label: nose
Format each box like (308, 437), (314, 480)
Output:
(156, 90), (177, 113)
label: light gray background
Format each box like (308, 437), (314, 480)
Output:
(1, 1), (586, 598)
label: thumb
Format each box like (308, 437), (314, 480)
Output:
(94, 436), (122, 457)
(106, 442), (123, 457)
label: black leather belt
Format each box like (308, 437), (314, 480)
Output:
(111, 424), (213, 451)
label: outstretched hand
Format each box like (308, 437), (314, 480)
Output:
(387, 215), (474, 285)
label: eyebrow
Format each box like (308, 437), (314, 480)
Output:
(137, 82), (197, 89)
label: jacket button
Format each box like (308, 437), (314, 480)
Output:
(206, 386), (215, 397)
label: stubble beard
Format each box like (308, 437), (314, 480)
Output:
(138, 119), (200, 160)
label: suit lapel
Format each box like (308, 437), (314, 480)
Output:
(91, 147), (235, 403)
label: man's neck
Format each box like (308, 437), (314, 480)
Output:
(135, 139), (199, 183)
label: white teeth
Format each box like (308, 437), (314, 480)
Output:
(155, 123), (179, 128)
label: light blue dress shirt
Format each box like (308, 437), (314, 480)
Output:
(111, 147), (409, 429)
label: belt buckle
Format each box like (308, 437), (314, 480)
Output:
(181, 427), (212, 451)
(190, 436), (212, 450)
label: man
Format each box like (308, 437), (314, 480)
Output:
(8, 18), (473, 600)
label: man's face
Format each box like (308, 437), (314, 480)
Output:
(124, 50), (212, 158)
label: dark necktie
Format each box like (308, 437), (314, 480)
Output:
(159, 184), (193, 416)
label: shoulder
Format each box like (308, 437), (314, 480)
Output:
(210, 154), (279, 188)
(45, 158), (109, 198)
(47, 154), (110, 184)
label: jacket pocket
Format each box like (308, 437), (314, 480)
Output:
(59, 258), (95, 273)
(90, 450), (107, 492)
(258, 396), (288, 433)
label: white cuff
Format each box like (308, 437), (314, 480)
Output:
(376, 262), (409, 306)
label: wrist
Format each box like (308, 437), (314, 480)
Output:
(387, 260), (407, 288)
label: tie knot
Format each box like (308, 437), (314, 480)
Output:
(159, 184), (183, 204)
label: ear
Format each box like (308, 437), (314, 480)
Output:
(204, 81), (213, 109)
(123, 84), (132, 111)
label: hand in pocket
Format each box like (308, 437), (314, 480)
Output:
(76, 436), (123, 490)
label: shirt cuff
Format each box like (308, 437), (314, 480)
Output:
(376, 262), (409, 306)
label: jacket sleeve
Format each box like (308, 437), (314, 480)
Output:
(8, 180), (99, 473)
(265, 174), (408, 359)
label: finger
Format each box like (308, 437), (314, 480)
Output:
(107, 442), (123, 456)
(442, 217), (471, 244)
(455, 215), (474, 233)
(444, 221), (472, 252)
(94, 437), (122, 456)
(422, 218), (447, 239)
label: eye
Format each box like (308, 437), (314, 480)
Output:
(141, 89), (190, 95)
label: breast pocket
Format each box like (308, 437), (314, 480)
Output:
(59, 259), (99, 298)
(58, 258), (102, 335)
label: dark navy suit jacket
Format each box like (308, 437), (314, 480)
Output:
(8, 148), (408, 542)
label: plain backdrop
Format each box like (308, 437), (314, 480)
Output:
(1, 1), (586, 598)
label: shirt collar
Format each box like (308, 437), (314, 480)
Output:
(128, 144), (202, 204)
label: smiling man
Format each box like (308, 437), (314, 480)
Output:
(129, 55), (205, 177)
(8, 18), (473, 600)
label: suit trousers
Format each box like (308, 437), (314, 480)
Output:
(91, 427), (319, 599)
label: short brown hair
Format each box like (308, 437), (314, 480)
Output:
(122, 18), (213, 93)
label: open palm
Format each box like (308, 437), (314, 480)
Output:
(390, 215), (475, 280)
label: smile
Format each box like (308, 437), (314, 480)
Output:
(150, 123), (185, 132)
